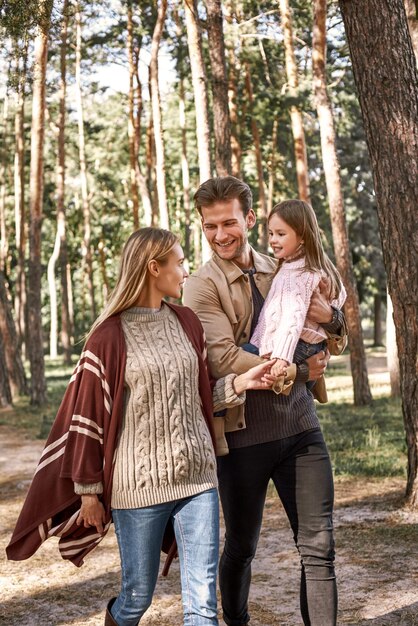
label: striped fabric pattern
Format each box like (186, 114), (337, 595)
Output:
(6, 304), (216, 571)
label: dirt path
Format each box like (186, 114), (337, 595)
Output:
(0, 347), (416, 625)
(1, 423), (418, 626)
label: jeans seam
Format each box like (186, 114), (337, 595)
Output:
(176, 511), (194, 625)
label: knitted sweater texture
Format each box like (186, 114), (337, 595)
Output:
(111, 305), (243, 508)
(250, 258), (347, 363)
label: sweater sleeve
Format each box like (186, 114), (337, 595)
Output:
(74, 481), (103, 495)
(212, 373), (246, 412)
(268, 270), (320, 362)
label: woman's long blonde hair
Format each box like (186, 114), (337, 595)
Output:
(270, 200), (343, 299)
(86, 227), (178, 341)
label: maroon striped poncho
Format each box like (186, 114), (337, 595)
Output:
(6, 303), (216, 572)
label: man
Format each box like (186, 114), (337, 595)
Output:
(183, 176), (345, 626)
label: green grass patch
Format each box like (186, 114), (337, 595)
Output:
(318, 396), (406, 478)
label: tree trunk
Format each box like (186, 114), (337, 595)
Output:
(75, 1), (96, 322)
(373, 293), (384, 347)
(340, 0), (418, 504)
(179, 76), (191, 262)
(13, 45), (28, 356)
(127, 2), (140, 229)
(279, 0), (311, 203)
(49, 0), (72, 363)
(150, 0), (169, 229)
(386, 292), (401, 397)
(0, 93), (9, 272)
(313, 0), (372, 405)
(0, 270), (28, 397)
(0, 335), (12, 408)
(183, 0), (212, 261)
(228, 47), (242, 178)
(205, 0), (232, 176)
(404, 0), (418, 63)
(28, 0), (52, 406)
(267, 118), (279, 216)
(126, 14), (153, 229)
(245, 64), (268, 252)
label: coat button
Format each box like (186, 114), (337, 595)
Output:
(237, 422), (244, 428)
(241, 332), (247, 338)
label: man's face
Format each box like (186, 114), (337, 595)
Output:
(200, 198), (256, 267)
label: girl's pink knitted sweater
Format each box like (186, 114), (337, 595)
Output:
(250, 257), (346, 363)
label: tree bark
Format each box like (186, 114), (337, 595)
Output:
(0, 93), (9, 273)
(150, 0), (169, 229)
(48, 0), (72, 363)
(386, 292), (401, 397)
(373, 293), (384, 347)
(13, 44), (28, 356)
(404, 0), (418, 64)
(313, 0), (372, 405)
(27, 0), (52, 406)
(205, 0), (232, 176)
(0, 270), (28, 397)
(340, 0), (418, 504)
(267, 118), (279, 216)
(0, 335), (12, 408)
(127, 2), (140, 230)
(279, 0), (311, 203)
(183, 0), (212, 261)
(75, 1), (96, 322)
(245, 63), (268, 252)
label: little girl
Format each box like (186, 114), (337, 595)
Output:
(249, 199), (346, 386)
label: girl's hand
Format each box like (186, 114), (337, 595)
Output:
(233, 359), (277, 393)
(76, 495), (106, 533)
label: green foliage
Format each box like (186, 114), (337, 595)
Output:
(318, 397), (406, 477)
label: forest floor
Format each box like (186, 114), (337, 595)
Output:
(1, 350), (418, 626)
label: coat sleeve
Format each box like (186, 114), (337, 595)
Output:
(183, 274), (266, 378)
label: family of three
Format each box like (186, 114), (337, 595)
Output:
(7, 176), (347, 626)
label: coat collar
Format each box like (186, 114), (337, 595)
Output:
(211, 246), (275, 284)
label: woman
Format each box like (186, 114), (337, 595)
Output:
(7, 228), (276, 626)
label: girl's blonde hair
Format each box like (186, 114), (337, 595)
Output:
(86, 227), (178, 341)
(269, 200), (343, 299)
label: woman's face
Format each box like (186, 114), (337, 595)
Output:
(155, 243), (189, 300)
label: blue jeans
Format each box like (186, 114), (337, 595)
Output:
(243, 339), (327, 391)
(111, 489), (219, 626)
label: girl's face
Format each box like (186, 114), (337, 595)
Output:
(268, 213), (303, 260)
(155, 243), (189, 300)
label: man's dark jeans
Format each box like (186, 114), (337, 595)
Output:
(217, 428), (337, 626)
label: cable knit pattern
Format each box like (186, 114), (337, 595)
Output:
(250, 258), (346, 363)
(111, 304), (240, 509)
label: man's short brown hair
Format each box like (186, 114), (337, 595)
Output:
(194, 176), (253, 217)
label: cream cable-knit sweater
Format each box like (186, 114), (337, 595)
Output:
(76, 304), (245, 508)
(251, 258), (347, 363)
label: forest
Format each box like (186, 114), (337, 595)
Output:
(0, 2), (417, 503)
(1, 0), (418, 624)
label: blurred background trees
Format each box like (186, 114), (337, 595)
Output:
(0, 1), (416, 496)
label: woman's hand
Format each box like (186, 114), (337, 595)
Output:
(76, 494), (106, 533)
(233, 359), (277, 394)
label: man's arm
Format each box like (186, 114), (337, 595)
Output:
(183, 275), (266, 378)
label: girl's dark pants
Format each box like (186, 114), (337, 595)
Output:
(217, 428), (337, 626)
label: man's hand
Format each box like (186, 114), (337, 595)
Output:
(308, 278), (333, 324)
(305, 349), (330, 381)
